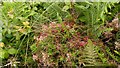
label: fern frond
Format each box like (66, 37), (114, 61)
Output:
(81, 39), (100, 65)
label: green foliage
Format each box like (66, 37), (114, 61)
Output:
(106, 3), (120, 21)
(96, 46), (108, 64)
(116, 30), (120, 40)
(34, 2), (71, 24)
(81, 39), (100, 65)
(106, 46), (120, 63)
(75, 2), (114, 39)
(0, 2), (35, 66)
(8, 48), (17, 55)
(0, 48), (9, 59)
(114, 50), (120, 56)
(0, 2), (119, 67)
(30, 43), (37, 53)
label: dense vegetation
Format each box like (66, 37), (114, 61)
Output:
(0, 2), (120, 67)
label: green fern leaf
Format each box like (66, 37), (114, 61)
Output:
(81, 39), (100, 65)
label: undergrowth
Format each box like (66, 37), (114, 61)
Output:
(0, 2), (120, 67)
